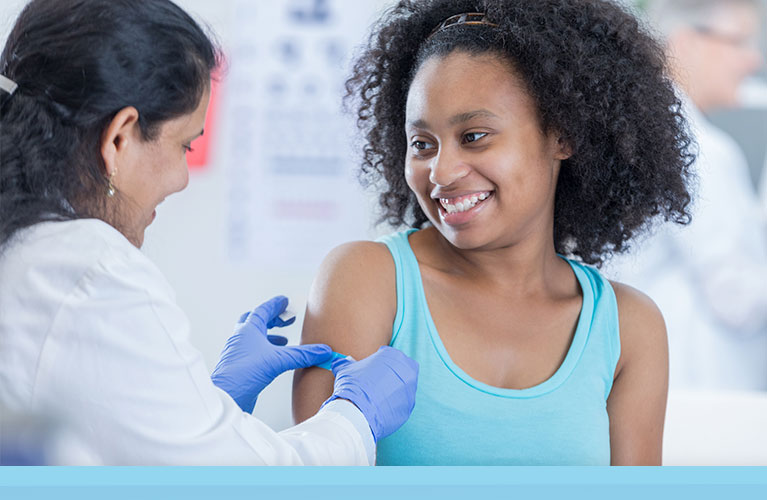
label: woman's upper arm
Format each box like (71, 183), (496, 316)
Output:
(291, 241), (396, 424)
(607, 281), (669, 465)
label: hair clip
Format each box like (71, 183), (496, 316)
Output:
(427, 12), (499, 40)
(0, 74), (18, 95)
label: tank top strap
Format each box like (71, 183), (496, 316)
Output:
(566, 259), (622, 399)
(376, 229), (421, 345)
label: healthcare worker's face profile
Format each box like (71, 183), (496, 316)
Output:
(100, 85), (211, 247)
(689, 2), (763, 108)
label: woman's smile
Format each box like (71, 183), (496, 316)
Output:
(435, 190), (494, 225)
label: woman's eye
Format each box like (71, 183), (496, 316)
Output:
(463, 132), (488, 144)
(410, 140), (435, 152)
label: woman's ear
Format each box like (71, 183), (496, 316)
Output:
(554, 135), (573, 161)
(100, 106), (140, 176)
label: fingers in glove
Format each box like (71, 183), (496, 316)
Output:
(248, 295), (289, 331)
(330, 355), (354, 374)
(280, 344), (334, 369)
(267, 314), (296, 329)
(267, 334), (288, 346)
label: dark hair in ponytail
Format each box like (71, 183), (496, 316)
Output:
(0, 0), (220, 246)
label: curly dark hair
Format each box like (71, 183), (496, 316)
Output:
(346, 0), (694, 266)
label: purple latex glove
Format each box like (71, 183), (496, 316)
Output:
(323, 346), (419, 442)
(211, 296), (332, 413)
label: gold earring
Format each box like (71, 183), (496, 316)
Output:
(107, 170), (117, 197)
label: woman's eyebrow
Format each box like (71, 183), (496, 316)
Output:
(406, 109), (499, 130)
(406, 118), (430, 130)
(449, 109), (498, 125)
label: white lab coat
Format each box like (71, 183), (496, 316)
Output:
(606, 96), (767, 391)
(0, 218), (373, 465)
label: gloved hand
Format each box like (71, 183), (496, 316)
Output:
(323, 346), (419, 442)
(211, 296), (333, 413)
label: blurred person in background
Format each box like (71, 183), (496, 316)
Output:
(761, 154), (767, 216)
(608, 0), (767, 391)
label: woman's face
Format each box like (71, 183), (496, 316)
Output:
(116, 87), (210, 247)
(404, 51), (569, 251)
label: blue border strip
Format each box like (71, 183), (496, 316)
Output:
(1, 466), (766, 484)
(1, 467), (765, 500)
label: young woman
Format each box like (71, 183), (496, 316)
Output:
(293, 0), (694, 465)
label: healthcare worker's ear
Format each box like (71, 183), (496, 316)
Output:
(100, 106), (141, 179)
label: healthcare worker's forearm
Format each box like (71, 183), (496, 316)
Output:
(277, 399), (375, 465)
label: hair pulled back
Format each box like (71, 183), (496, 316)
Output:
(0, 0), (220, 246)
(347, 0), (694, 266)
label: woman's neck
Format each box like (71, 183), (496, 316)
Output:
(416, 226), (567, 297)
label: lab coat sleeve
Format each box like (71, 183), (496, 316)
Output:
(671, 127), (767, 334)
(279, 400), (376, 465)
(31, 244), (372, 465)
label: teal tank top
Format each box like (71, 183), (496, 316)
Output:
(375, 230), (621, 465)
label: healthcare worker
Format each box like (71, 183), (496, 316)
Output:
(607, 0), (767, 391)
(0, 0), (418, 465)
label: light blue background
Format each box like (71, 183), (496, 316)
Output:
(1, 467), (767, 499)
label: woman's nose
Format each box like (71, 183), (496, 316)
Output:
(428, 151), (471, 186)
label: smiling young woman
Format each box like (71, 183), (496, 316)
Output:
(292, 0), (694, 465)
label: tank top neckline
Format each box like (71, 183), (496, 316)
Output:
(398, 228), (593, 399)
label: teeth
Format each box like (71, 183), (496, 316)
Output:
(438, 191), (491, 214)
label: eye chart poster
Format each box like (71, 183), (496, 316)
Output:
(224, 0), (388, 270)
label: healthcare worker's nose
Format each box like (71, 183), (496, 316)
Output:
(428, 150), (471, 187)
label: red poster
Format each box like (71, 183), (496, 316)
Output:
(187, 75), (221, 170)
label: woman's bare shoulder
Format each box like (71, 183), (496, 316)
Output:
(316, 240), (394, 282)
(609, 280), (668, 375)
(610, 281), (665, 332)
(302, 240), (397, 353)
(309, 240), (395, 311)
